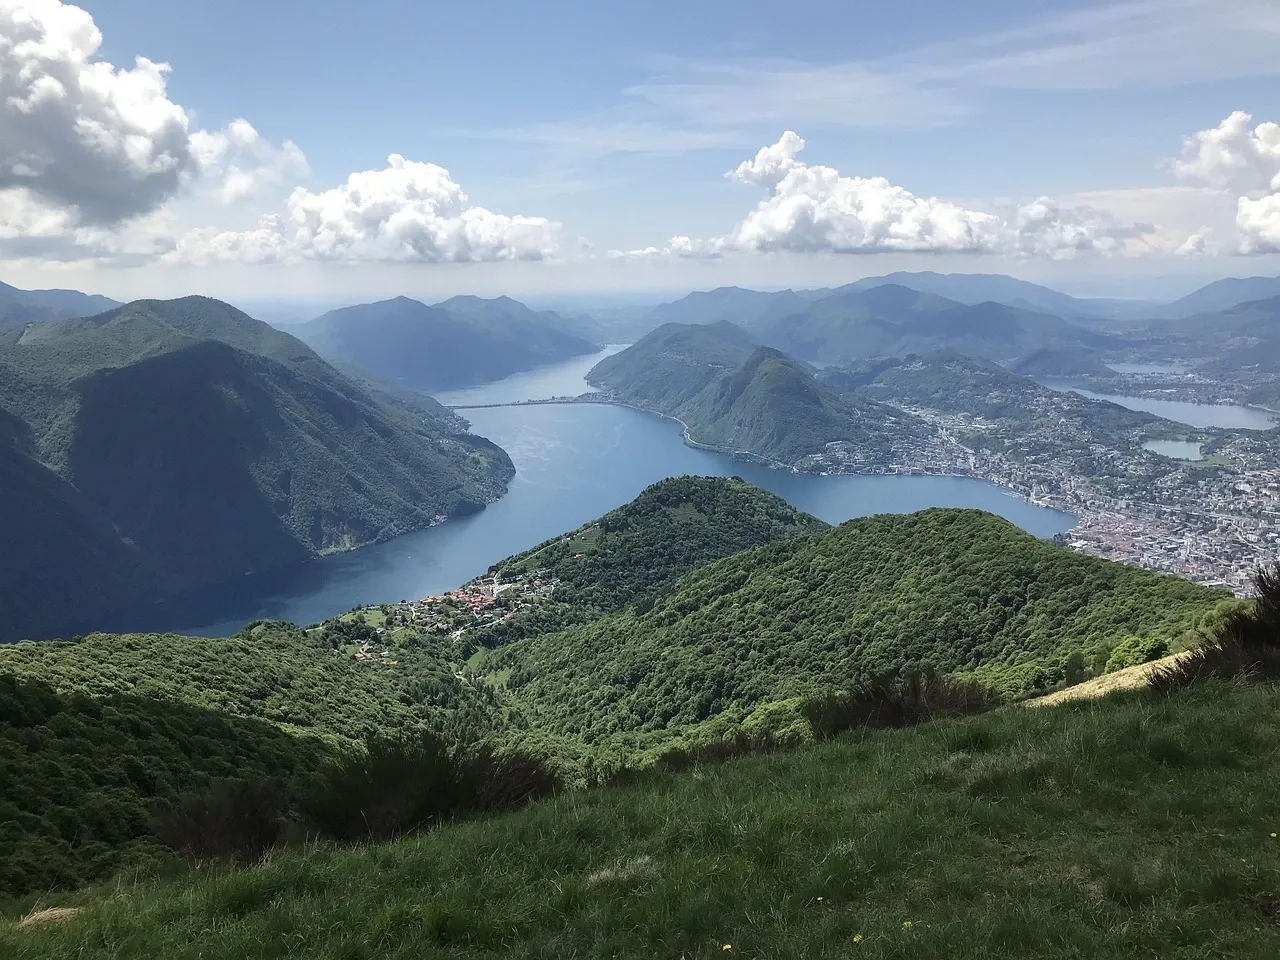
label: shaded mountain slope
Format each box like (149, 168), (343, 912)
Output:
(0, 298), (513, 641)
(295, 295), (597, 392)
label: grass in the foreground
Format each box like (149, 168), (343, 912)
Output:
(5, 680), (1280, 960)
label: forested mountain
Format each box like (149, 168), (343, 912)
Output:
(474, 476), (827, 646)
(740, 284), (1108, 365)
(0, 280), (119, 329)
(0, 297), (513, 642)
(588, 322), (927, 466)
(488, 509), (1228, 748)
(294, 295), (597, 392)
(640, 286), (808, 330)
(825, 271), (1152, 320)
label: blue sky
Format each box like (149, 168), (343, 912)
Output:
(3, 0), (1280, 303)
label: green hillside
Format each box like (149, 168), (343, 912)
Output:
(0, 618), (510, 896)
(588, 323), (926, 466)
(0, 297), (513, 642)
(489, 509), (1228, 749)
(472, 476), (827, 647)
(295, 295), (597, 392)
(6, 679), (1279, 959)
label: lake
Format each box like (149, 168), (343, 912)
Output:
(1106, 362), (1188, 375)
(101, 349), (1077, 637)
(1041, 381), (1276, 430)
(1143, 439), (1205, 461)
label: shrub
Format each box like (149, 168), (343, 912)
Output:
(1151, 564), (1280, 693)
(300, 733), (560, 843)
(466, 744), (562, 812)
(801, 670), (999, 741)
(654, 730), (785, 773)
(300, 733), (468, 842)
(1105, 635), (1169, 673)
(150, 778), (288, 864)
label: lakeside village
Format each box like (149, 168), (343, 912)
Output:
(798, 406), (1280, 595)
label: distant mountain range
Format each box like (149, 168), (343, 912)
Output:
(637, 272), (1280, 342)
(0, 280), (120, 328)
(293, 295), (598, 392)
(640, 283), (1110, 366)
(0, 297), (513, 642)
(587, 320), (926, 465)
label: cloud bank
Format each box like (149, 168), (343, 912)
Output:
(612, 133), (1181, 261)
(170, 155), (562, 264)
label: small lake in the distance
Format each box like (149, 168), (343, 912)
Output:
(1040, 380), (1277, 430)
(102, 347), (1077, 638)
(1143, 439), (1205, 461)
(1106, 362), (1188, 375)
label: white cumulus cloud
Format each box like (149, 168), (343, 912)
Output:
(0, 0), (195, 225)
(190, 119), (309, 204)
(617, 132), (1176, 261)
(1173, 111), (1280, 253)
(0, 0), (316, 266)
(170, 154), (562, 264)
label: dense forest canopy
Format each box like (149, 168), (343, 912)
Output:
(488, 509), (1229, 748)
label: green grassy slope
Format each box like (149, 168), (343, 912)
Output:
(490, 510), (1229, 749)
(7, 679), (1279, 959)
(0, 298), (513, 641)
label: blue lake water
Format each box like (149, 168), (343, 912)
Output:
(102, 349), (1077, 637)
(1143, 439), (1205, 461)
(1041, 381), (1276, 431)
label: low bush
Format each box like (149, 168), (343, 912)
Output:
(1105, 635), (1169, 673)
(300, 733), (560, 843)
(150, 779), (289, 864)
(801, 670), (999, 741)
(1152, 564), (1280, 693)
(653, 730), (786, 773)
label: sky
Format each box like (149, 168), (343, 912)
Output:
(2, 0), (1280, 305)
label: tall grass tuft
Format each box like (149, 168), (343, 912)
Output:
(150, 778), (289, 864)
(299, 732), (561, 842)
(1152, 564), (1280, 693)
(802, 669), (999, 740)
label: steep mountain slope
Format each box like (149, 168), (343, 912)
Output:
(294, 295), (597, 392)
(742, 284), (1108, 364)
(490, 509), (1227, 745)
(473, 476), (828, 646)
(588, 323), (926, 465)
(0, 298), (513, 641)
(0, 280), (119, 328)
(1152, 275), (1280, 319)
